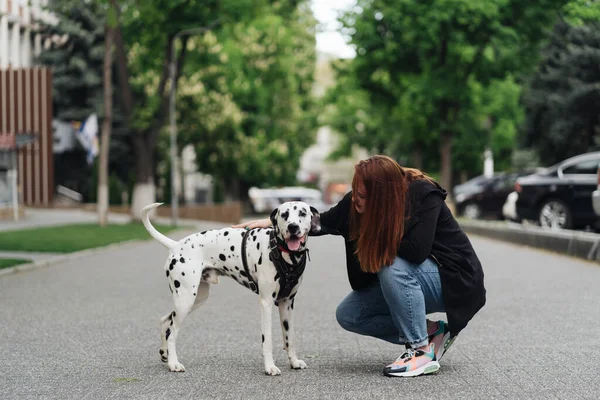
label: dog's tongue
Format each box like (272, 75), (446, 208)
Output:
(287, 238), (301, 251)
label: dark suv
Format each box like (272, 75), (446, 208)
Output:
(515, 152), (600, 229)
(454, 173), (524, 219)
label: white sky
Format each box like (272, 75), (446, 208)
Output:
(311, 0), (356, 59)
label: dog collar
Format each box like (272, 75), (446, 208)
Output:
(270, 231), (310, 260)
(278, 244), (290, 253)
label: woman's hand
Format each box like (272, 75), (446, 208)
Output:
(231, 218), (272, 230)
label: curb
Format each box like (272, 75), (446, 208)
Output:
(0, 228), (197, 278)
(460, 219), (600, 263)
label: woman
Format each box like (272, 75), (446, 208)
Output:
(235, 155), (486, 377)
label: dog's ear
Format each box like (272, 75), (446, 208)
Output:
(270, 208), (279, 229)
(309, 206), (321, 234)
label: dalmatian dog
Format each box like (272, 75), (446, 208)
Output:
(141, 201), (320, 375)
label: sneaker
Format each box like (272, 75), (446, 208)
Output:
(428, 320), (455, 362)
(383, 343), (440, 377)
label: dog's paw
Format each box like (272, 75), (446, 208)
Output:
(264, 365), (281, 376)
(290, 359), (307, 370)
(159, 349), (168, 363)
(168, 362), (186, 372)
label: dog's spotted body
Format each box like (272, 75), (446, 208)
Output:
(141, 201), (320, 375)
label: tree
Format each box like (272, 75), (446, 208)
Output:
(456, 76), (525, 175)
(174, 1), (318, 200)
(98, 17), (115, 226)
(321, 59), (398, 162)
(521, 20), (600, 165)
(328, 0), (567, 192)
(111, 0), (271, 218)
(564, 0), (600, 24)
(38, 0), (133, 203)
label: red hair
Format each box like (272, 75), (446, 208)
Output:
(349, 155), (435, 273)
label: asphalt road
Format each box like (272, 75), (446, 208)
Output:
(1, 223), (599, 399)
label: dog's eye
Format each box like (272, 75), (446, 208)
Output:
(281, 211), (289, 221)
(298, 211), (306, 218)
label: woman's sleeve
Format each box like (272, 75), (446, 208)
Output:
(397, 192), (443, 264)
(309, 191), (351, 236)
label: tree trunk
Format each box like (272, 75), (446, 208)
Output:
(411, 143), (424, 170)
(129, 36), (189, 220)
(440, 131), (453, 195)
(438, 102), (459, 197)
(179, 154), (186, 205)
(224, 177), (240, 202)
(98, 25), (114, 227)
(130, 134), (155, 220)
(112, 7), (133, 119)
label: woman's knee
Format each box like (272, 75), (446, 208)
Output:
(378, 257), (413, 282)
(335, 300), (359, 332)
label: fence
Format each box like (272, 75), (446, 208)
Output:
(77, 202), (244, 225)
(0, 67), (54, 206)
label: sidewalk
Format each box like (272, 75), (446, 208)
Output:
(0, 207), (132, 232)
(0, 250), (63, 261)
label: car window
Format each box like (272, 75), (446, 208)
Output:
(492, 176), (513, 191)
(562, 159), (600, 175)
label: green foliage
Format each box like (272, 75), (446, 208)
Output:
(172, 2), (318, 193)
(121, 0), (270, 134)
(563, 0), (600, 24)
(325, 0), (566, 184)
(320, 59), (390, 158)
(0, 223), (179, 253)
(456, 75), (525, 173)
(520, 20), (600, 165)
(38, 3), (105, 122)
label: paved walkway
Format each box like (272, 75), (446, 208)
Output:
(1, 224), (599, 399)
(0, 250), (63, 262)
(0, 208), (133, 232)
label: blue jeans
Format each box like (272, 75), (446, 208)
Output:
(336, 257), (445, 348)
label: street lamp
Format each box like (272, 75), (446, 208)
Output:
(169, 21), (222, 226)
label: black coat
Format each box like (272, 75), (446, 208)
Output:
(313, 180), (486, 336)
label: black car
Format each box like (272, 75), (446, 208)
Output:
(454, 172), (524, 219)
(515, 152), (600, 229)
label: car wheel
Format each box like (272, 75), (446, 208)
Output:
(538, 199), (572, 229)
(463, 203), (482, 219)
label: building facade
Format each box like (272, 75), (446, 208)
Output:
(0, 0), (56, 208)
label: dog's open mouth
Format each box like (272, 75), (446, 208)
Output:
(285, 235), (306, 251)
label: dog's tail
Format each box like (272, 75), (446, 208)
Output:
(141, 203), (177, 250)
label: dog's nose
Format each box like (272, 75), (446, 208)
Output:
(288, 223), (300, 235)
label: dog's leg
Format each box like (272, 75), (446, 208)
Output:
(159, 312), (171, 363)
(278, 297), (306, 370)
(163, 285), (198, 372)
(159, 281), (210, 364)
(260, 296), (281, 376)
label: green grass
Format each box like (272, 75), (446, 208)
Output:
(0, 258), (31, 269)
(0, 223), (179, 253)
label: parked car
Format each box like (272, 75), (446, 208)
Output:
(593, 161), (600, 217)
(515, 152), (600, 229)
(248, 186), (327, 214)
(453, 172), (525, 219)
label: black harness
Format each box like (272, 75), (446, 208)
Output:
(241, 230), (259, 294)
(241, 228), (309, 300)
